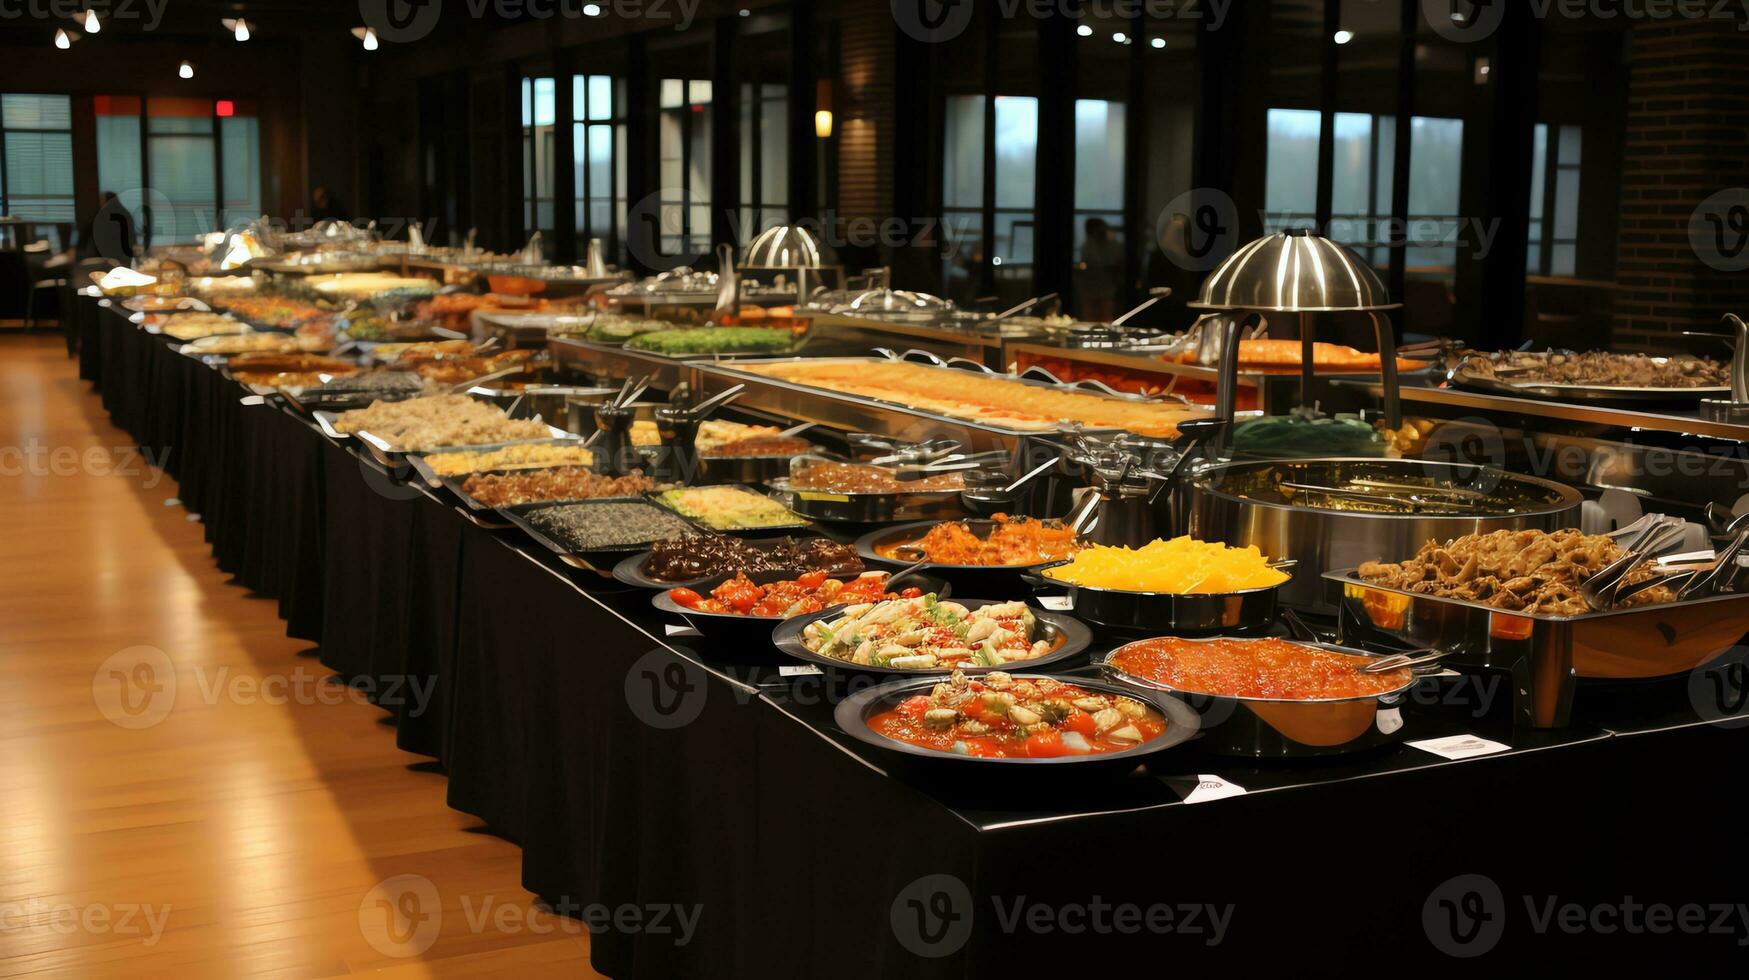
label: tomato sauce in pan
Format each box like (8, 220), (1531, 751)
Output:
(1109, 637), (1412, 700)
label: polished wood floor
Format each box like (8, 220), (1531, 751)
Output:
(0, 335), (602, 978)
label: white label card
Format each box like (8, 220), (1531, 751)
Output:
(663, 623), (700, 637)
(1405, 734), (1511, 761)
(1036, 595), (1074, 611)
(777, 665), (823, 677)
(1178, 774), (1248, 805)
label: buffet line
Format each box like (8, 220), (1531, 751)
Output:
(86, 226), (1749, 761)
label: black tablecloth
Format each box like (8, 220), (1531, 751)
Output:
(76, 296), (1749, 974)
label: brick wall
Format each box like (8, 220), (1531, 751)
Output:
(1613, 19), (1749, 349)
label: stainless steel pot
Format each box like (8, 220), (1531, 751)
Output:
(1188, 458), (1582, 613)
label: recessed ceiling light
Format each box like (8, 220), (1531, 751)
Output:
(223, 17), (251, 42)
(1112, 31), (1126, 43)
(1334, 30), (1354, 44)
(352, 26), (380, 50)
(585, 3), (603, 14)
(179, 60), (195, 79)
(1077, 24), (1092, 37)
(55, 27), (79, 49)
(82, 8), (100, 32)
(1151, 37), (1166, 49)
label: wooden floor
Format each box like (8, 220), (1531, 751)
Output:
(0, 334), (602, 978)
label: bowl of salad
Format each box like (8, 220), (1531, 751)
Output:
(772, 595), (1092, 677)
(652, 568), (948, 657)
(833, 670), (1199, 773)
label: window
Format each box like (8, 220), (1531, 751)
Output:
(93, 96), (263, 247)
(738, 81), (788, 241)
(1263, 108), (1322, 233)
(1073, 98), (1125, 320)
(522, 76), (557, 243)
(1264, 108), (1465, 271)
(1, 94), (75, 249)
(658, 78), (713, 258)
(1528, 123), (1581, 277)
(941, 94), (1038, 301)
(573, 74), (627, 264)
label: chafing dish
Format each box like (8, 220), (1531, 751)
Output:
(1093, 639), (1429, 758)
(1450, 350), (1730, 404)
(691, 350), (1197, 453)
(1329, 569), (1749, 727)
(1188, 458), (1583, 612)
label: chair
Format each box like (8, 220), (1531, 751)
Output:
(22, 241), (69, 331)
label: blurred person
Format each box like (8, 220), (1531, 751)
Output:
(1078, 217), (1122, 322)
(310, 185), (349, 223)
(77, 191), (137, 263)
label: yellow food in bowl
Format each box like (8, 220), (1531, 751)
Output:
(1043, 537), (1289, 594)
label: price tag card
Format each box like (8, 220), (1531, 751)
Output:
(1036, 595), (1074, 612)
(1169, 773), (1249, 805)
(777, 664), (823, 677)
(1405, 734), (1510, 761)
(663, 623), (700, 638)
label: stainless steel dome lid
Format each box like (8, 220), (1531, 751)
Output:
(1188, 230), (1400, 313)
(743, 224), (837, 269)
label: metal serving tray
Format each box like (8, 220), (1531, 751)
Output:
(1449, 364), (1729, 404)
(645, 485), (812, 535)
(689, 351), (1183, 452)
(497, 499), (712, 575)
(404, 437), (600, 489)
(1327, 569), (1749, 728)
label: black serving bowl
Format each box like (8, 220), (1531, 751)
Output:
(772, 597), (1092, 680)
(853, 519), (1077, 596)
(648, 568), (950, 663)
(1023, 562), (1287, 637)
(832, 674), (1199, 779)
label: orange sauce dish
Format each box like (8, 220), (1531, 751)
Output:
(1109, 636), (1412, 700)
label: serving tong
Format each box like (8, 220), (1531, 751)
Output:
(1580, 517), (1693, 611)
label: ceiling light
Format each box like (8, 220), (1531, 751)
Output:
(1077, 24), (1092, 37)
(83, 8), (100, 32)
(738, 7), (750, 15)
(1150, 37), (1166, 49)
(179, 60), (195, 79)
(55, 27), (78, 49)
(1334, 29), (1354, 44)
(1111, 31), (1126, 43)
(585, 3), (603, 14)
(352, 26), (380, 50)
(223, 17), (251, 41)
